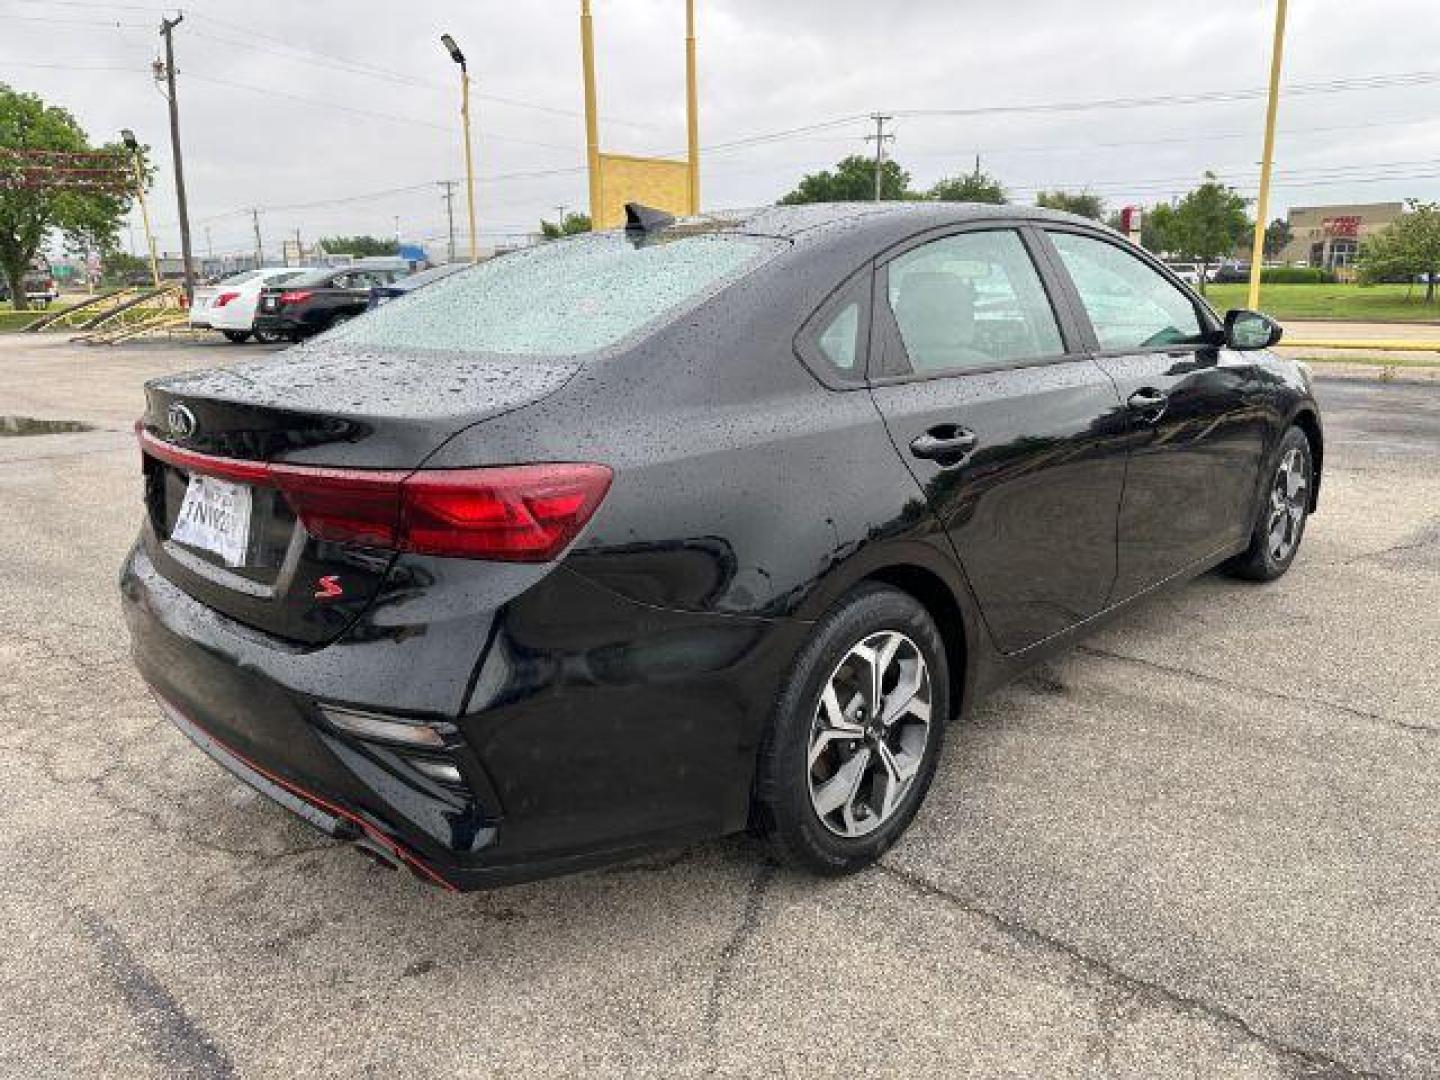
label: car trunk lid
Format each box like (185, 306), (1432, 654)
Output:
(138, 346), (581, 645)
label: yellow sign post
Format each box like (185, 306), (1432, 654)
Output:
(580, 0), (700, 229)
(1247, 0), (1288, 311)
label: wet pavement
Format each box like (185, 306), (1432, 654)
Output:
(1, 333), (1436, 1078)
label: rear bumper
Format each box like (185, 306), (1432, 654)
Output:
(252, 312), (303, 335)
(120, 540), (803, 890)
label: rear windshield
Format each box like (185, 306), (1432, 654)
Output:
(286, 269), (341, 287)
(220, 271), (261, 286)
(325, 232), (783, 357)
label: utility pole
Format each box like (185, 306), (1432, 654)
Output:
(438, 180), (458, 263)
(250, 208), (264, 269)
(554, 205), (567, 234)
(157, 14), (195, 300)
(293, 227), (303, 266)
(866, 113), (894, 201)
(205, 226), (212, 260)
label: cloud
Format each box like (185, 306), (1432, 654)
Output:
(4, 0), (1437, 256)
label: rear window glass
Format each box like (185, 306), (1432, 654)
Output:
(327, 233), (783, 357)
(220, 271), (261, 286)
(286, 269), (341, 287)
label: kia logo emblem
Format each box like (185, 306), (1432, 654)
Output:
(167, 401), (197, 439)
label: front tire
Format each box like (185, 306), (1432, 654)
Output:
(753, 584), (948, 876)
(221, 330), (251, 344)
(1224, 424), (1314, 581)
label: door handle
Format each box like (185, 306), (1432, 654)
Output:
(1126, 388), (1168, 420)
(910, 425), (978, 463)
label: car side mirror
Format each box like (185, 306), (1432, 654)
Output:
(1224, 309), (1282, 350)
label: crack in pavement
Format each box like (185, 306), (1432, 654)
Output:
(875, 863), (1375, 1079)
(73, 907), (237, 1079)
(1076, 645), (1437, 739)
(702, 860), (778, 1071)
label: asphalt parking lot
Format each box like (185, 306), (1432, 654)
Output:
(1, 333), (1437, 1078)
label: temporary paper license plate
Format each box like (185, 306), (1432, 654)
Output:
(171, 475), (252, 567)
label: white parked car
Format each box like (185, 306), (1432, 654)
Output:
(1164, 261), (1202, 286)
(190, 267), (317, 344)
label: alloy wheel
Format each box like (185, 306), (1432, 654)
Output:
(807, 630), (933, 838)
(1267, 445), (1309, 562)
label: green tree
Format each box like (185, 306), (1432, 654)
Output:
(318, 235), (399, 257)
(1, 84), (132, 309)
(1262, 217), (1292, 261)
(540, 211), (592, 239)
(930, 164), (1006, 204)
(101, 250), (149, 285)
(1036, 190), (1104, 220)
(1128, 202), (1179, 255)
(1358, 200), (1440, 303)
(1167, 173), (1250, 293)
(779, 155), (911, 204)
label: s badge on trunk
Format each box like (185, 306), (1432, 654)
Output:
(167, 401), (197, 439)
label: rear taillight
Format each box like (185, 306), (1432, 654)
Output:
(138, 430), (611, 562)
(213, 291), (241, 307)
(401, 466), (613, 561)
(279, 289), (313, 305)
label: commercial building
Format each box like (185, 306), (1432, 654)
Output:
(1278, 202), (1403, 271)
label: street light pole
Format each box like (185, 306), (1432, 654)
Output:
(1247, 0), (1288, 311)
(120, 128), (160, 288)
(441, 34), (479, 264)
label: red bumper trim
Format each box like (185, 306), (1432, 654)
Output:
(152, 689), (458, 893)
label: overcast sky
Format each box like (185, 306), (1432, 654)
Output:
(4, 0), (1437, 258)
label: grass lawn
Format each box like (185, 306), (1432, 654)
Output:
(1205, 283), (1440, 323)
(0, 310), (47, 332)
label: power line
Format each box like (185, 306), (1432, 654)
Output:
(894, 69), (1440, 122)
(184, 12), (660, 131)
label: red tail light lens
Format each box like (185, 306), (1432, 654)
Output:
(279, 290), (313, 305)
(402, 465), (612, 561)
(138, 430), (611, 562)
(213, 291), (241, 307)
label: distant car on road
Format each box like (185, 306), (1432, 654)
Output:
(253, 266), (405, 342)
(191, 267), (316, 344)
(0, 257), (59, 308)
(366, 262), (468, 310)
(1211, 263), (1252, 284)
(1164, 262), (1202, 286)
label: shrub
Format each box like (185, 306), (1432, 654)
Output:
(1260, 267), (1336, 284)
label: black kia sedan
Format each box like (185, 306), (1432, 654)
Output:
(253, 266), (404, 342)
(121, 203), (1322, 890)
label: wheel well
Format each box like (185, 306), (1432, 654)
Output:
(1292, 409), (1323, 510)
(864, 565), (969, 718)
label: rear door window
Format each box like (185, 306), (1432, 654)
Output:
(327, 233), (784, 358)
(884, 229), (1064, 373)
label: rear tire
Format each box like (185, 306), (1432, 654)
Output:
(1224, 425), (1313, 582)
(753, 584), (948, 876)
(221, 330), (251, 344)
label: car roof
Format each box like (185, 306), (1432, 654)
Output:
(641, 202), (1112, 248)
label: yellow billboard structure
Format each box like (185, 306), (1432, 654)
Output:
(581, 0), (700, 230)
